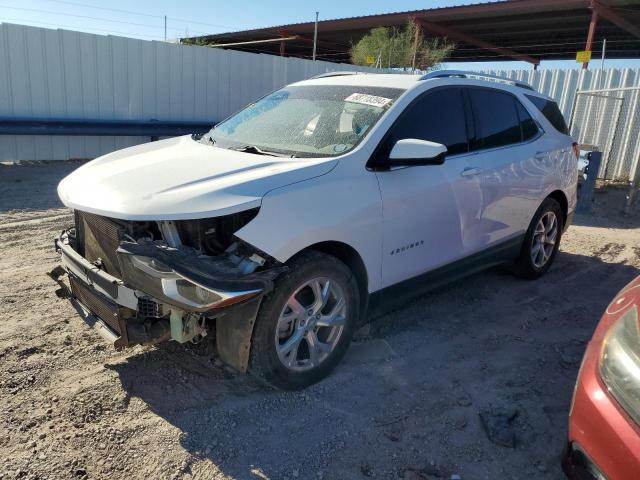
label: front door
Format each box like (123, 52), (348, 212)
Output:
(373, 87), (480, 288)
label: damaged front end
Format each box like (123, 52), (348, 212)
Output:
(54, 210), (284, 371)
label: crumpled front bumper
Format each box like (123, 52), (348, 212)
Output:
(54, 229), (280, 350)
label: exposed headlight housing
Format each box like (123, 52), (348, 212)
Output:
(119, 254), (261, 312)
(599, 305), (640, 425)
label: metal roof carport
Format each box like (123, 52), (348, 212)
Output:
(184, 0), (640, 67)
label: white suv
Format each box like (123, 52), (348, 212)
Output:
(55, 70), (577, 389)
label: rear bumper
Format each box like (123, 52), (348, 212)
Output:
(565, 339), (640, 480)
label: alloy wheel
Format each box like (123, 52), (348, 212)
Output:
(531, 211), (558, 268)
(275, 277), (346, 371)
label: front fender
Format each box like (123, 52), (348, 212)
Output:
(235, 160), (384, 292)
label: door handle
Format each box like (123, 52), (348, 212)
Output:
(461, 167), (481, 177)
(534, 151), (546, 161)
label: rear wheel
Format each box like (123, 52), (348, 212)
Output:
(512, 197), (563, 279)
(249, 251), (359, 390)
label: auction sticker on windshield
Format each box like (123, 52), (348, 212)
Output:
(345, 93), (392, 108)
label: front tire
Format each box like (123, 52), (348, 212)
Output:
(249, 251), (359, 390)
(512, 197), (564, 279)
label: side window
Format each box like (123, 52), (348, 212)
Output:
(382, 87), (469, 156)
(525, 95), (569, 134)
(468, 88), (522, 150)
(516, 101), (540, 141)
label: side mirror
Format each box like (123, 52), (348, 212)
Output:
(388, 139), (447, 166)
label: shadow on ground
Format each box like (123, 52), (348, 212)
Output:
(108, 248), (639, 480)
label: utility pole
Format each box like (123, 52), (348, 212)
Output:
(599, 37), (607, 89)
(411, 21), (420, 72)
(312, 12), (319, 61)
(164, 15), (167, 42)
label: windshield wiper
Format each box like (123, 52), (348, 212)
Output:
(227, 145), (294, 158)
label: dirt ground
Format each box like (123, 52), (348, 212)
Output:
(1, 163), (639, 480)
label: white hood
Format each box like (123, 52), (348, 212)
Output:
(58, 136), (337, 220)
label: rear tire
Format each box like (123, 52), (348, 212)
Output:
(511, 197), (564, 279)
(249, 250), (359, 390)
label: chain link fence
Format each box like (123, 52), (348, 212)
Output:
(569, 86), (640, 212)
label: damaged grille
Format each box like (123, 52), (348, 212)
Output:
(137, 297), (164, 319)
(75, 211), (124, 278)
(69, 275), (121, 334)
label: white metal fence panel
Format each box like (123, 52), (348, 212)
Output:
(485, 68), (640, 182)
(0, 23), (381, 161)
(2, 21), (639, 176)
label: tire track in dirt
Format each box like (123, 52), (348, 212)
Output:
(0, 212), (72, 232)
(594, 242), (627, 262)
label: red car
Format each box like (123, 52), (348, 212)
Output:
(564, 275), (640, 479)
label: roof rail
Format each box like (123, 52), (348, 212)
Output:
(310, 71), (362, 80)
(420, 70), (534, 91)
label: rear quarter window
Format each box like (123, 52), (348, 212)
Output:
(515, 102), (540, 141)
(525, 95), (569, 134)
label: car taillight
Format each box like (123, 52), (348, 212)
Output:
(572, 142), (580, 160)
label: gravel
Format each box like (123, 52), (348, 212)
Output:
(1, 163), (639, 480)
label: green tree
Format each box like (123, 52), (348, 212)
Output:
(351, 18), (455, 71)
(180, 37), (214, 46)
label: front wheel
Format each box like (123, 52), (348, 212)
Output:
(249, 251), (359, 390)
(511, 197), (564, 279)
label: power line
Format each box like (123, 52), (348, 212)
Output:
(41, 0), (236, 29)
(0, 18), (164, 40)
(0, 4), (217, 35)
(43, 0), (164, 18)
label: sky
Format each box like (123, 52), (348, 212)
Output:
(1, 0), (639, 71)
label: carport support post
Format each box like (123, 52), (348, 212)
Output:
(312, 11), (319, 61)
(577, 151), (602, 214)
(279, 31), (287, 56)
(625, 153), (640, 215)
(583, 7), (598, 69)
(625, 180), (637, 215)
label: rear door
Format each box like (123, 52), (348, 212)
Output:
(460, 87), (544, 251)
(525, 94), (577, 208)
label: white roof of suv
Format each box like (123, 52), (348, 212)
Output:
(294, 70), (540, 96)
(294, 73), (421, 89)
